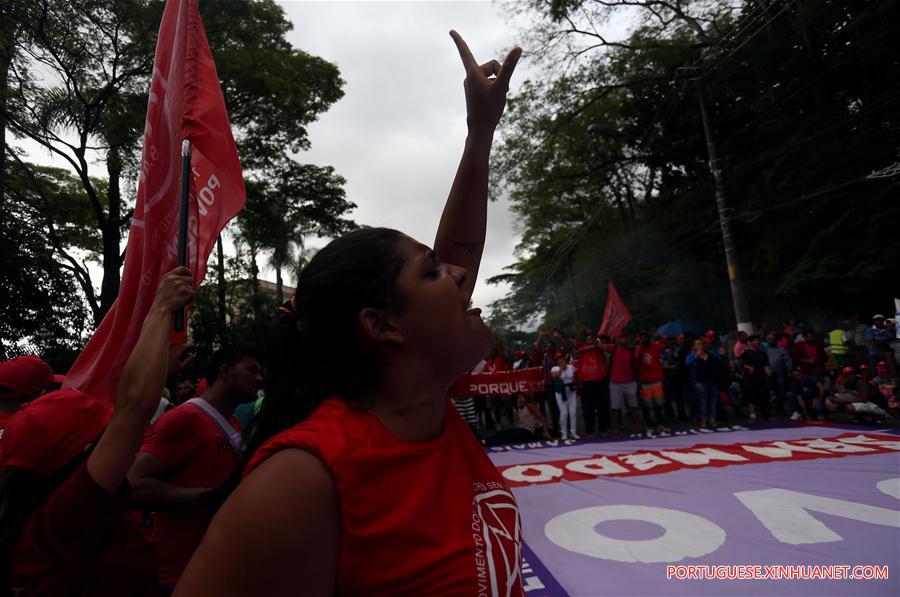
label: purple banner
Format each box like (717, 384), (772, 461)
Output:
(492, 425), (900, 596)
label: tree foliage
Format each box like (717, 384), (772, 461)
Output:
(2, 0), (351, 327)
(1, 0), (355, 360)
(1, 160), (90, 367)
(489, 0), (900, 336)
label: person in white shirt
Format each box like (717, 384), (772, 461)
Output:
(551, 354), (580, 440)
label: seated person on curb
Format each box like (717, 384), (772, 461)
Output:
(786, 368), (825, 421)
(488, 392), (552, 445)
(127, 346), (263, 590)
(827, 366), (862, 411)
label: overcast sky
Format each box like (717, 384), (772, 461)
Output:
(277, 0), (534, 312)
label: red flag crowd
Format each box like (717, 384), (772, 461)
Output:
(450, 316), (899, 447)
(2, 1), (899, 595)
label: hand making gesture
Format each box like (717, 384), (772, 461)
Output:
(449, 30), (522, 135)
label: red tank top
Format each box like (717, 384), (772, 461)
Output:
(246, 397), (525, 597)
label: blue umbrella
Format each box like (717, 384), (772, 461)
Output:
(657, 319), (705, 337)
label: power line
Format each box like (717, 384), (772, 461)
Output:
(723, 22), (900, 143)
(703, 2), (793, 76)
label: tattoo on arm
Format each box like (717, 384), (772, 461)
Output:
(453, 241), (481, 255)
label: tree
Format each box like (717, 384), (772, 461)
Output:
(2, 0), (350, 327)
(1, 158), (91, 365)
(490, 0), (900, 334)
(3, 0), (158, 323)
(245, 160), (355, 304)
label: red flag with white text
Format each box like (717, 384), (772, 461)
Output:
(597, 281), (631, 339)
(64, 0), (245, 404)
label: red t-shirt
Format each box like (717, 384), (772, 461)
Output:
(11, 462), (159, 596)
(792, 342), (825, 375)
(138, 402), (242, 585)
(576, 346), (608, 381)
(635, 342), (665, 383)
(247, 397), (525, 596)
(603, 344), (637, 383)
(490, 355), (510, 372)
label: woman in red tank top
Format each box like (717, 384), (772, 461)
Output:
(176, 31), (523, 597)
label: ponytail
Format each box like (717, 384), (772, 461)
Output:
(242, 227), (407, 464)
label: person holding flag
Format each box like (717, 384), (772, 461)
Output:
(175, 31), (524, 596)
(2, 0), (247, 593)
(0, 268), (194, 596)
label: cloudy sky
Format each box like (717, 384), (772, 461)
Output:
(14, 1), (533, 313)
(276, 0), (534, 312)
(13, 1), (640, 318)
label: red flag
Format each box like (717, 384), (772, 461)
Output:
(597, 281), (631, 339)
(64, 0), (245, 404)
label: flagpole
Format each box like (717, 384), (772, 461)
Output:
(175, 139), (191, 332)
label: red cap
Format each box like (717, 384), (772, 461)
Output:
(1, 389), (111, 476)
(0, 356), (64, 399)
(841, 366), (856, 375)
(704, 330), (716, 338)
(676, 334), (685, 342)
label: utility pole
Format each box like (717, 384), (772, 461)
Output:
(688, 70), (754, 334)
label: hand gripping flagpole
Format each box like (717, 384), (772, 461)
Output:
(175, 139), (191, 332)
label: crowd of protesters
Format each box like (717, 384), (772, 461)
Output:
(456, 315), (900, 443)
(0, 19), (896, 593)
(0, 282), (264, 595)
(3, 303), (898, 595)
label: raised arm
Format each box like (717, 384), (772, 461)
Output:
(434, 31), (521, 300)
(87, 267), (194, 493)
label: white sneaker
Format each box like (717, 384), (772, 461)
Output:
(749, 413), (758, 422)
(570, 432), (581, 440)
(790, 411), (802, 421)
(560, 432), (568, 440)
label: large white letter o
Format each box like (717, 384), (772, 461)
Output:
(544, 505), (725, 563)
(876, 478), (900, 500)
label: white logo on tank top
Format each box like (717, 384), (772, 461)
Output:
(472, 487), (522, 597)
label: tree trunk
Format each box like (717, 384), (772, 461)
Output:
(0, 12), (14, 207)
(275, 262), (284, 305)
(0, 38), (7, 207)
(98, 148), (123, 323)
(216, 235), (226, 336)
(249, 242), (259, 294)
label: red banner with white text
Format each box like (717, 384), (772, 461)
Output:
(449, 367), (546, 398)
(64, 0), (245, 404)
